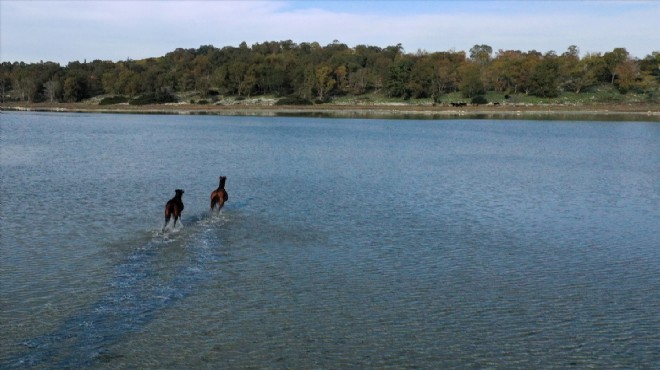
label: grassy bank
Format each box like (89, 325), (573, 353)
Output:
(2, 89), (659, 121)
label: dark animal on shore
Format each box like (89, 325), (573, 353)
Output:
(210, 176), (229, 211)
(163, 189), (184, 231)
(450, 102), (468, 107)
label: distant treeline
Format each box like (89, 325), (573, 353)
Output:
(1, 41), (658, 104)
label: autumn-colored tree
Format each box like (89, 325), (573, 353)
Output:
(315, 65), (336, 100)
(334, 65), (349, 93)
(407, 54), (433, 99)
(614, 59), (639, 93)
(489, 50), (526, 93)
(518, 51), (542, 94)
(114, 65), (142, 97)
(429, 51), (464, 96)
(192, 55), (212, 95)
(1, 41), (658, 104)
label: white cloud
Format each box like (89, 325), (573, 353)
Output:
(1, 0), (658, 64)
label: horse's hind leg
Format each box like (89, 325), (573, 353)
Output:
(163, 210), (171, 232)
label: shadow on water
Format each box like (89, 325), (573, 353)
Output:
(2, 212), (230, 369)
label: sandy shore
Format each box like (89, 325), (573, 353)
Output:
(2, 102), (659, 121)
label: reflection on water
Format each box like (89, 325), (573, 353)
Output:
(274, 110), (660, 122)
(1, 112), (658, 368)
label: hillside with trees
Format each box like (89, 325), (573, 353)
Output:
(1, 41), (658, 106)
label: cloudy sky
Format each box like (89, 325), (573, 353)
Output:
(1, 0), (658, 64)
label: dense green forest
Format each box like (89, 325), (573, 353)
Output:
(1, 41), (658, 105)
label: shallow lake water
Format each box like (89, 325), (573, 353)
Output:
(1, 112), (658, 368)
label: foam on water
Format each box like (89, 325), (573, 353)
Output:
(2, 211), (229, 369)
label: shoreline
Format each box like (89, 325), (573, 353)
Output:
(2, 102), (659, 121)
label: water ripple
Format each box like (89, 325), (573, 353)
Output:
(2, 214), (226, 369)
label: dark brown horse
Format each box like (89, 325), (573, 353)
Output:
(163, 189), (184, 231)
(210, 176), (229, 211)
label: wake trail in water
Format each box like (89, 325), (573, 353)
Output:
(3, 212), (228, 369)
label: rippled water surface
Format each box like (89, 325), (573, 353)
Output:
(1, 112), (658, 368)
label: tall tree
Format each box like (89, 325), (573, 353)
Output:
(1, 41), (658, 103)
(408, 55), (433, 99)
(519, 51), (543, 94)
(566, 53), (605, 93)
(348, 68), (370, 95)
(459, 62), (485, 98)
(637, 52), (660, 95)
(63, 74), (87, 102)
(387, 59), (413, 98)
(315, 65), (336, 100)
(528, 53), (561, 97)
(603, 48), (630, 84)
(613, 59), (639, 93)
(429, 51), (464, 94)
(470, 44), (493, 66)
(43, 78), (61, 102)
(489, 50), (526, 93)
(0, 67), (11, 102)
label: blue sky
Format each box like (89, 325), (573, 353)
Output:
(1, 0), (658, 65)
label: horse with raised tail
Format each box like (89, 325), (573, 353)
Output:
(163, 189), (184, 231)
(210, 176), (228, 211)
